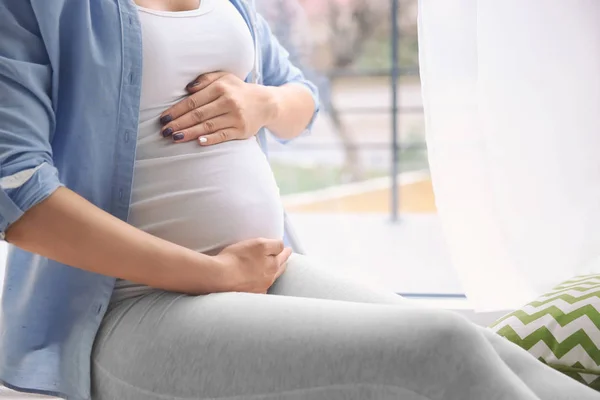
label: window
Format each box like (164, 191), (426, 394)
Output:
(263, 0), (465, 297)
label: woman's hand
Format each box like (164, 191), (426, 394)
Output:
(214, 238), (292, 294)
(159, 72), (278, 146)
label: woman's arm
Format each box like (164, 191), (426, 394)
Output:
(5, 187), (226, 294)
(6, 187), (291, 295)
(256, 10), (320, 141)
(255, 2), (319, 141)
(262, 82), (316, 140)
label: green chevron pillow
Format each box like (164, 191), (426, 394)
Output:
(489, 274), (600, 391)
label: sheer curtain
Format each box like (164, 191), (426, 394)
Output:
(419, 0), (600, 311)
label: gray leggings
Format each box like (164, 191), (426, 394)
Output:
(91, 255), (599, 400)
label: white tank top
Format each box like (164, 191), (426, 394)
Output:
(113, 0), (284, 302)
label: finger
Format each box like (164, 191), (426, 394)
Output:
(185, 71), (229, 93)
(159, 85), (222, 125)
(198, 128), (243, 146)
(258, 239), (285, 256)
(274, 247), (293, 270)
(171, 116), (235, 143)
(161, 98), (229, 138)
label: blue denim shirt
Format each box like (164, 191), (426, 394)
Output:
(0, 1), (319, 399)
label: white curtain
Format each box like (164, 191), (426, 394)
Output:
(419, 0), (600, 311)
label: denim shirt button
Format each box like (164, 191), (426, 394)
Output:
(124, 131), (130, 143)
(118, 188), (124, 201)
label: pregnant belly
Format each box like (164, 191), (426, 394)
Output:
(128, 139), (284, 255)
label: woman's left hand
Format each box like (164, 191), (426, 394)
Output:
(158, 72), (277, 146)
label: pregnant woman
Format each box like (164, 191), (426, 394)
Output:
(0, 1), (597, 400)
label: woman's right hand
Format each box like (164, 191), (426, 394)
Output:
(215, 238), (292, 294)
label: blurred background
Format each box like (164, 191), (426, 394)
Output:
(258, 0), (464, 298)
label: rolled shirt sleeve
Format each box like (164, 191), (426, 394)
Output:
(255, 11), (320, 138)
(0, 2), (63, 238)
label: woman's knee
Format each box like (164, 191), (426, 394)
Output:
(399, 309), (484, 356)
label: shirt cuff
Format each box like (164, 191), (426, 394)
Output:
(273, 80), (320, 145)
(0, 162), (63, 239)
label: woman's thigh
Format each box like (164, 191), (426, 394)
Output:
(268, 254), (406, 305)
(92, 291), (534, 400)
(271, 255), (600, 400)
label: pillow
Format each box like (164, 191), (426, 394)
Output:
(489, 274), (600, 391)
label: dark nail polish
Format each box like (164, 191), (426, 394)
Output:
(172, 132), (185, 141)
(160, 115), (172, 125)
(161, 127), (173, 137)
(187, 80), (200, 89)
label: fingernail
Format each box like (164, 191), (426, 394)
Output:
(187, 81), (200, 89)
(160, 115), (172, 125)
(172, 132), (185, 141)
(199, 137), (208, 144)
(161, 127), (173, 137)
